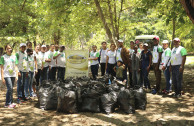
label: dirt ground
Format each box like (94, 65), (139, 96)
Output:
(0, 67), (194, 126)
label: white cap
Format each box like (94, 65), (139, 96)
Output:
(41, 45), (46, 48)
(118, 39), (123, 43)
(173, 38), (180, 42)
(162, 40), (169, 44)
(143, 43), (148, 47)
(20, 43), (26, 47)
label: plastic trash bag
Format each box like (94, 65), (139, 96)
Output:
(118, 89), (135, 114)
(81, 98), (100, 113)
(57, 87), (77, 113)
(133, 87), (147, 110)
(101, 91), (118, 114)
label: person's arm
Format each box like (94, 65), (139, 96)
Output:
(45, 54), (51, 62)
(147, 52), (152, 72)
(34, 56), (38, 73)
(124, 48), (131, 66)
(105, 55), (109, 71)
(0, 56), (5, 84)
(180, 48), (187, 73)
(157, 46), (163, 69)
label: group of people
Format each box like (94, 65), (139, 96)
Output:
(0, 36), (187, 108)
(89, 37), (187, 97)
(0, 42), (66, 108)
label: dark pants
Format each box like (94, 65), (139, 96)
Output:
(57, 67), (65, 81)
(128, 67), (133, 87)
(41, 67), (49, 82)
(17, 71), (27, 99)
(142, 67), (151, 89)
(140, 69), (143, 86)
(172, 65), (183, 95)
(5, 77), (15, 106)
(100, 63), (106, 76)
(107, 63), (116, 77)
(50, 67), (57, 81)
(35, 69), (41, 86)
(164, 66), (172, 91)
(153, 63), (161, 91)
(91, 64), (99, 79)
(132, 70), (140, 86)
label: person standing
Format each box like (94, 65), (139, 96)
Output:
(106, 43), (116, 77)
(170, 38), (187, 98)
(99, 42), (108, 76)
(138, 42), (144, 86)
(128, 41), (135, 87)
(89, 45), (100, 80)
(140, 43), (152, 91)
(16, 43), (28, 103)
(48, 44), (56, 81)
(161, 40), (172, 94)
(0, 45), (18, 108)
(131, 45), (141, 86)
(152, 36), (163, 94)
(54, 45), (66, 81)
(116, 39), (130, 88)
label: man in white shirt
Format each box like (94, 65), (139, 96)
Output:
(99, 41), (108, 76)
(170, 38), (187, 98)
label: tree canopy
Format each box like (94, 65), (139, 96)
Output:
(0, 0), (193, 51)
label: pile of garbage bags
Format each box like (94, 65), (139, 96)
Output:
(37, 76), (147, 114)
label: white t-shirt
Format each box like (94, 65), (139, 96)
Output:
(107, 50), (116, 64)
(152, 45), (163, 63)
(0, 54), (17, 78)
(39, 52), (49, 68)
(55, 51), (66, 67)
(47, 50), (55, 67)
(35, 52), (42, 69)
(16, 51), (28, 72)
(116, 48), (123, 62)
(90, 51), (100, 65)
(27, 55), (35, 72)
(100, 48), (108, 63)
(171, 46), (187, 66)
(161, 48), (171, 67)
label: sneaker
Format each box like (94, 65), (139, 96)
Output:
(176, 94), (182, 98)
(171, 93), (177, 98)
(152, 89), (157, 94)
(8, 104), (16, 108)
(4, 105), (8, 108)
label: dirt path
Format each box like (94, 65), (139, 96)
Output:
(0, 68), (194, 126)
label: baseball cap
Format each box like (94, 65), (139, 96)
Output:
(153, 36), (160, 41)
(41, 45), (46, 48)
(143, 43), (148, 47)
(173, 38), (180, 42)
(118, 39), (123, 43)
(162, 40), (169, 44)
(20, 43), (26, 47)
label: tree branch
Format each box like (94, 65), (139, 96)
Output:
(21, 0), (27, 10)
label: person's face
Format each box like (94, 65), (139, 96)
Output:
(139, 44), (143, 49)
(174, 40), (180, 48)
(143, 45), (148, 51)
(110, 45), (116, 51)
(27, 43), (32, 49)
(118, 42), (123, 48)
(46, 46), (50, 51)
(163, 43), (169, 49)
(28, 51), (33, 56)
(130, 42), (134, 48)
(6, 45), (12, 54)
(35, 46), (40, 53)
(153, 39), (159, 46)
(41, 47), (46, 53)
(60, 47), (65, 52)
(55, 45), (59, 51)
(117, 62), (122, 66)
(92, 46), (97, 51)
(50, 45), (55, 51)
(134, 46), (138, 53)
(102, 43), (107, 49)
(20, 46), (26, 52)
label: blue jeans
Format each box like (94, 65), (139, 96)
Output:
(17, 71), (28, 99)
(5, 77), (15, 105)
(141, 67), (151, 89)
(164, 66), (171, 91)
(172, 65), (183, 95)
(25, 71), (34, 97)
(132, 70), (140, 86)
(57, 67), (65, 81)
(41, 67), (49, 82)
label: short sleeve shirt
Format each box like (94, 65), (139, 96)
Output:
(116, 48), (123, 62)
(90, 51), (100, 65)
(54, 51), (66, 67)
(107, 50), (116, 64)
(100, 49), (108, 63)
(152, 45), (163, 63)
(171, 46), (187, 65)
(141, 50), (152, 68)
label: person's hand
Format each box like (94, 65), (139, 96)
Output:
(169, 66), (172, 72)
(2, 78), (6, 85)
(15, 77), (18, 83)
(155, 65), (159, 71)
(26, 72), (29, 77)
(162, 66), (166, 71)
(138, 69), (141, 73)
(179, 67), (184, 73)
(18, 72), (21, 77)
(147, 66), (150, 73)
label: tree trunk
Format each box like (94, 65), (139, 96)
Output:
(94, 0), (114, 43)
(171, 18), (175, 49)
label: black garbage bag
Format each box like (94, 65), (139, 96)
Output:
(101, 91), (118, 114)
(133, 87), (147, 110)
(57, 87), (77, 113)
(38, 84), (51, 109)
(81, 98), (100, 113)
(106, 83), (120, 93)
(44, 86), (58, 110)
(118, 89), (135, 114)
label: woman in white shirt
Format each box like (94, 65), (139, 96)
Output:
(106, 43), (117, 76)
(0, 45), (18, 108)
